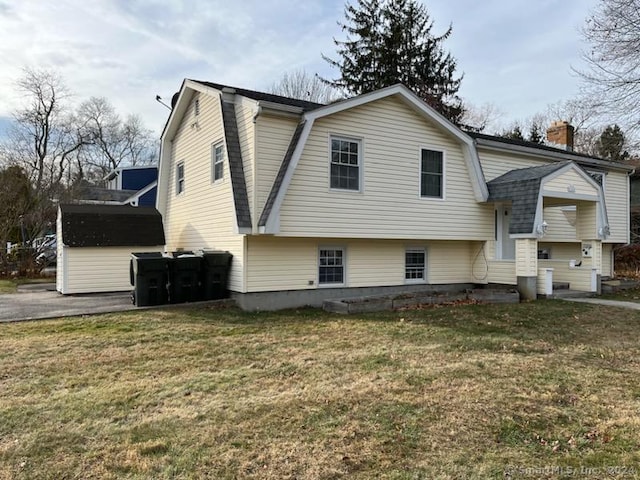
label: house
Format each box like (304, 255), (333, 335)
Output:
(75, 165), (158, 206)
(156, 80), (632, 310)
(56, 204), (165, 294)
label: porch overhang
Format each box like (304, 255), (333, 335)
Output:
(487, 161), (609, 239)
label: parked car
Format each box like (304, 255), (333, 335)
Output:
(35, 234), (57, 267)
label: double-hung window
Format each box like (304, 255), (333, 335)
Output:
(212, 142), (224, 182)
(405, 248), (426, 282)
(319, 248), (345, 285)
(330, 136), (360, 191)
(176, 162), (185, 195)
(420, 149), (444, 198)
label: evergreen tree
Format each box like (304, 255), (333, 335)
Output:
(323, 0), (464, 124)
(528, 122), (544, 144)
(596, 124), (630, 161)
(501, 125), (525, 141)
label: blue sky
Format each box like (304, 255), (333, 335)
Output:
(0, 0), (599, 136)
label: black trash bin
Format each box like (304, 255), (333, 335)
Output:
(130, 252), (169, 307)
(168, 253), (202, 303)
(201, 251), (233, 300)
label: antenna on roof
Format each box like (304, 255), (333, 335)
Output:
(155, 95), (172, 111)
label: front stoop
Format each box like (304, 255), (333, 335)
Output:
(548, 289), (596, 299)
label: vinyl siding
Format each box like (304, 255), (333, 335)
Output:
(605, 171), (629, 243)
(163, 91), (246, 292)
(60, 246), (163, 294)
(543, 170), (598, 196)
(541, 206), (577, 242)
(480, 148), (629, 245)
(278, 96), (493, 240)
(487, 261), (516, 284)
(246, 237), (480, 292)
(602, 243), (613, 276)
(236, 102), (256, 222)
(256, 114), (299, 217)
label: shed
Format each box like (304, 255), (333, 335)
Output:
(56, 204), (165, 294)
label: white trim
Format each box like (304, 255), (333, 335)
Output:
(419, 146), (446, 201)
(211, 140), (225, 183)
(328, 133), (363, 193)
(317, 245), (346, 287)
(404, 247), (427, 284)
(262, 84), (488, 233)
(496, 205), (516, 260)
(123, 180), (158, 206)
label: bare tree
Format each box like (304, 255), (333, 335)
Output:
(269, 69), (341, 104)
(0, 68), (85, 193)
(575, 0), (640, 135)
(76, 97), (156, 180)
(461, 101), (503, 132)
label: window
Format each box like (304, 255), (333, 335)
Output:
(405, 248), (426, 282)
(420, 149), (444, 198)
(330, 136), (360, 191)
(319, 248), (345, 285)
(176, 162), (185, 194)
(194, 98), (200, 116)
(212, 142), (224, 181)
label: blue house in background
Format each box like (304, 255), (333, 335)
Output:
(104, 165), (158, 207)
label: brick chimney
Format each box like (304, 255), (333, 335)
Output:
(546, 121), (575, 151)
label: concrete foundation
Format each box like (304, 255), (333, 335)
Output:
(517, 276), (537, 301)
(232, 283), (476, 311)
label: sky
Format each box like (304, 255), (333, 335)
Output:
(0, 0), (600, 137)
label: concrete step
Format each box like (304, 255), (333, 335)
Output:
(552, 282), (570, 290)
(550, 289), (595, 299)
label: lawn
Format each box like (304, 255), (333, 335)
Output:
(1, 301), (640, 479)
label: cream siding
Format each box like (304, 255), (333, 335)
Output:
(246, 237), (480, 292)
(56, 211), (65, 293)
(163, 91), (246, 292)
(604, 171), (629, 243)
(480, 150), (548, 182)
(235, 102), (256, 222)
(543, 170), (598, 196)
(602, 243), (613, 277)
(278, 96), (493, 240)
(541, 206), (577, 242)
(59, 246), (163, 294)
(515, 239), (538, 276)
(487, 261), (516, 284)
(255, 114), (299, 215)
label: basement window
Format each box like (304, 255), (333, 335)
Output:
(318, 247), (345, 286)
(405, 248), (426, 283)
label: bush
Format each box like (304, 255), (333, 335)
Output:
(614, 244), (640, 277)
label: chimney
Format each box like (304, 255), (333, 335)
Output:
(546, 121), (574, 151)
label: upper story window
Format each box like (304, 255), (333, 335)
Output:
(176, 162), (185, 195)
(420, 148), (444, 198)
(212, 142), (224, 182)
(194, 98), (200, 116)
(330, 136), (361, 191)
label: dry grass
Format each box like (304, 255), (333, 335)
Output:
(1, 301), (640, 479)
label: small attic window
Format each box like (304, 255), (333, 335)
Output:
(194, 99), (200, 116)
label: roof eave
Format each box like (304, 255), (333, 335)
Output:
(475, 138), (634, 173)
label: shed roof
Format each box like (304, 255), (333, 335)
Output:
(59, 204), (165, 247)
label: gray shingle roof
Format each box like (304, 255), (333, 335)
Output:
(192, 80), (323, 112)
(220, 100), (252, 230)
(487, 162), (569, 235)
(258, 121), (306, 228)
(59, 204), (165, 247)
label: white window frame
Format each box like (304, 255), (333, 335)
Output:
(419, 147), (446, 200)
(329, 135), (363, 192)
(212, 141), (224, 182)
(405, 247), (427, 284)
(318, 246), (346, 287)
(176, 162), (185, 195)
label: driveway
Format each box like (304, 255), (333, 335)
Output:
(0, 283), (136, 322)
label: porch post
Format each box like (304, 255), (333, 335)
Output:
(516, 238), (538, 300)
